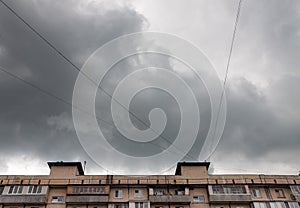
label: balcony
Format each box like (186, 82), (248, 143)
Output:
(0, 195), (46, 204)
(208, 185), (252, 202)
(149, 195), (191, 203)
(209, 194), (252, 202)
(290, 186), (300, 202)
(66, 195), (109, 203)
(294, 195), (300, 202)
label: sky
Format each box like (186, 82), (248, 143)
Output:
(0, 0), (300, 175)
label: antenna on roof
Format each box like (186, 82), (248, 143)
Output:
(83, 161), (87, 173)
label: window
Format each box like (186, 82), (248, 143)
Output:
(134, 202), (148, 208)
(8, 186), (23, 194)
(154, 189), (163, 196)
(254, 203), (268, 208)
(175, 206), (183, 208)
(0, 186), (4, 195)
(270, 202), (286, 208)
(290, 186), (300, 195)
(51, 196), (64, 203)
(193, 196), (205, 203)
(109, 204), (128, 208)
(252, 188), (262, 198)
(114, 190), (123, 198)
(288, 202), (300, 208)
(71, 186), (105, 194)
(135, 203), (143, 208)
(213, 185), (224, 194)
(215, 206), (224, 208)
(175, 190), (184, 195)
(28, 185), (42, 194)
(275, 189), (285, 198)
(134, 189), (143, 198)
(212, 185), (246, 195)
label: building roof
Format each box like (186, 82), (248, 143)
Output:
(175, 161), (210, 175)
(47, 161), (84, 175)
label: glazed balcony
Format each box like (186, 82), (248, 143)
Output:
(208, 185), (252, 202)
(0, 195), (46, 204)
(66, 195), (109, 203)
(149, 195), (191, 203)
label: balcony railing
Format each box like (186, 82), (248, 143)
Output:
(209, 194), (252, 202)
(0, 195), (46, 204)
(294, 195), (300, 202)
(149, 195), (191, 203)
(66, 195), (109, 203)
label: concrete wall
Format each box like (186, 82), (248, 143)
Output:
(50, 166), (79, 178)
(129, 187), (148, 201)
(269, 187), (292, 201)
(180, 166), (208, 178)
(109, 187), (129, 202)
(190, 187), (208, 203)
(46, 187), (67, 208)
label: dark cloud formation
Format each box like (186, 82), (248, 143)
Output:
(210, 0), (300, 174)
(0, 0), (148, 174)
(0, 0), (299, 175)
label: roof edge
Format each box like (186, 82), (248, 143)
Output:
(47, 161), (84, 175)
(175, 161), (210, 175)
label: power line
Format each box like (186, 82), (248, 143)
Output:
(0, 0), (198, 161)
(0, 66), (114, 127)
(207, 0), (243, 161)
(0, 65), (194, 163)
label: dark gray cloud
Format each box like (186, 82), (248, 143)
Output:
(0, 0), (299, 175)
(0, 0), (149, 174)
(209, 0), (300, 174)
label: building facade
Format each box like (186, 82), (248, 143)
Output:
(0, 162), (300, 208)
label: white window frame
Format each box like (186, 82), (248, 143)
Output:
(275, 189), (285, 198)
(193, 196), (205, 203)
(252, 188), (262, 198)
(134, 202), (148, 208)
(288, 202), (300, 208)
(114, 190), (123, 198)
(270, 202), (286, 208)
(8, 186), (23, 194)
(212, 185), (246, 195)
(51, 196), (64, 203)
(290, 186), (300, 195)
(154, 189), (163, 196)
(110, 204), (128, 208)
(254, 202), (268, 208)
(28, 185), (42, 194)
(175, 190), (184, 195)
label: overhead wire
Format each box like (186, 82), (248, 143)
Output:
(0, 65), (190, 174)
(207, 0), (243, 161)
(0, 0), (198, 161)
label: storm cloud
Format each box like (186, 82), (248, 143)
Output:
(0, 0), (299, 175)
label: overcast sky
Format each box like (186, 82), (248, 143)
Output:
(0, 0), (300, 175)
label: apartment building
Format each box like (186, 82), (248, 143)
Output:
(0, 161), (299, 208)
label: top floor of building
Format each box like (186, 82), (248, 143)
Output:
(0, 161), (299, 186)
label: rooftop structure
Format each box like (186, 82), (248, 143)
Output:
(0, 161), (299, 208)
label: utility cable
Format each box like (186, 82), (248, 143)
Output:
(0, 0), (198, 161)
